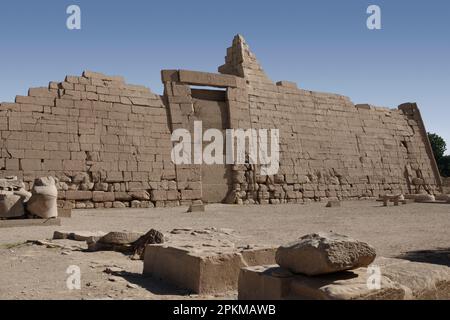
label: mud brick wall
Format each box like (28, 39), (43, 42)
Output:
(218, 35), (441, 204)
(0, 71), (194, 209)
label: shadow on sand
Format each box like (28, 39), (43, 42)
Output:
(110, 270), (191, 296)
(396, 248), (450, 267)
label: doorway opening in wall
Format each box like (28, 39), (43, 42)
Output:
(189, 85), (232, 204)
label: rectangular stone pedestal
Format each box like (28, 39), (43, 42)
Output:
(143, 245), (276, 294)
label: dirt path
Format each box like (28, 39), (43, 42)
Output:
(0, 201), (449, 300)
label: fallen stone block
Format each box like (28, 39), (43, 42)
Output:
(276, 232), (376, 276)
(325, 200), (341, 208)
(143, 245), (276, 294)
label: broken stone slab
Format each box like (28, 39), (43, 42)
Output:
(143, 245), (276, 294)
(238, 264), (405, 300)
(53, 230), (106, 242)
(26, 177), (58, 219)
(0, 177), (25, 191)
(238, 257), (450, 300)
(87, 230), (164, 257)
(375, 257), (450, 300)
(276, 232), (376, 276)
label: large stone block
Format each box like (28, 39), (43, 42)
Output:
(65, 191), (93, 201)
(92, 191), (115, 202)
(178, 70), (237, 88)
(143, 245), (276, 294)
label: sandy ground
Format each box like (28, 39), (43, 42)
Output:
(0, 200), (449, 300)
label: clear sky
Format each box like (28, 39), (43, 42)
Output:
(0, 0), (449, 151)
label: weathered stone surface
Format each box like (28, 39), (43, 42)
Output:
(238, 264), (405, 300)
(131, 229), (165, 259)
(405, 194), (436, 202)
(27, 177), (58, 219)
(98, 231), (143, 245)
(376, 257), (450, 300)
(128, 190), (150, 201)
(143, 245), (276, 294)
(238, 258), (450, 300)
(276, 232), (376, 276)
(0, 193), (24, 218)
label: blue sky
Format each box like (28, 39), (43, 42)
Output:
(1, 0), (449, 151)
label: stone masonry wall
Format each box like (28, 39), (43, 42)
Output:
(218, 35), (441, 204)
(0, 35), (441, 208)
(0, 71), (199, 209)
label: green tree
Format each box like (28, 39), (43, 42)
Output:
(438, 155), (450, 177)
(428, 133), (446, 161)
(428, 133), (449, 177)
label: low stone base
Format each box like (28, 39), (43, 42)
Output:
(0, 218), (61, 229)
(143, 245), (276, 294)
(238, 258), (450, 300)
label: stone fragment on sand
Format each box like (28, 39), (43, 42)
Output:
(131, 229), (165, 259)
(53, 230), (106, 242)
(98, 231), (143, 245)
(276, 232), (376, 276)
(326, 200), (341, 208)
